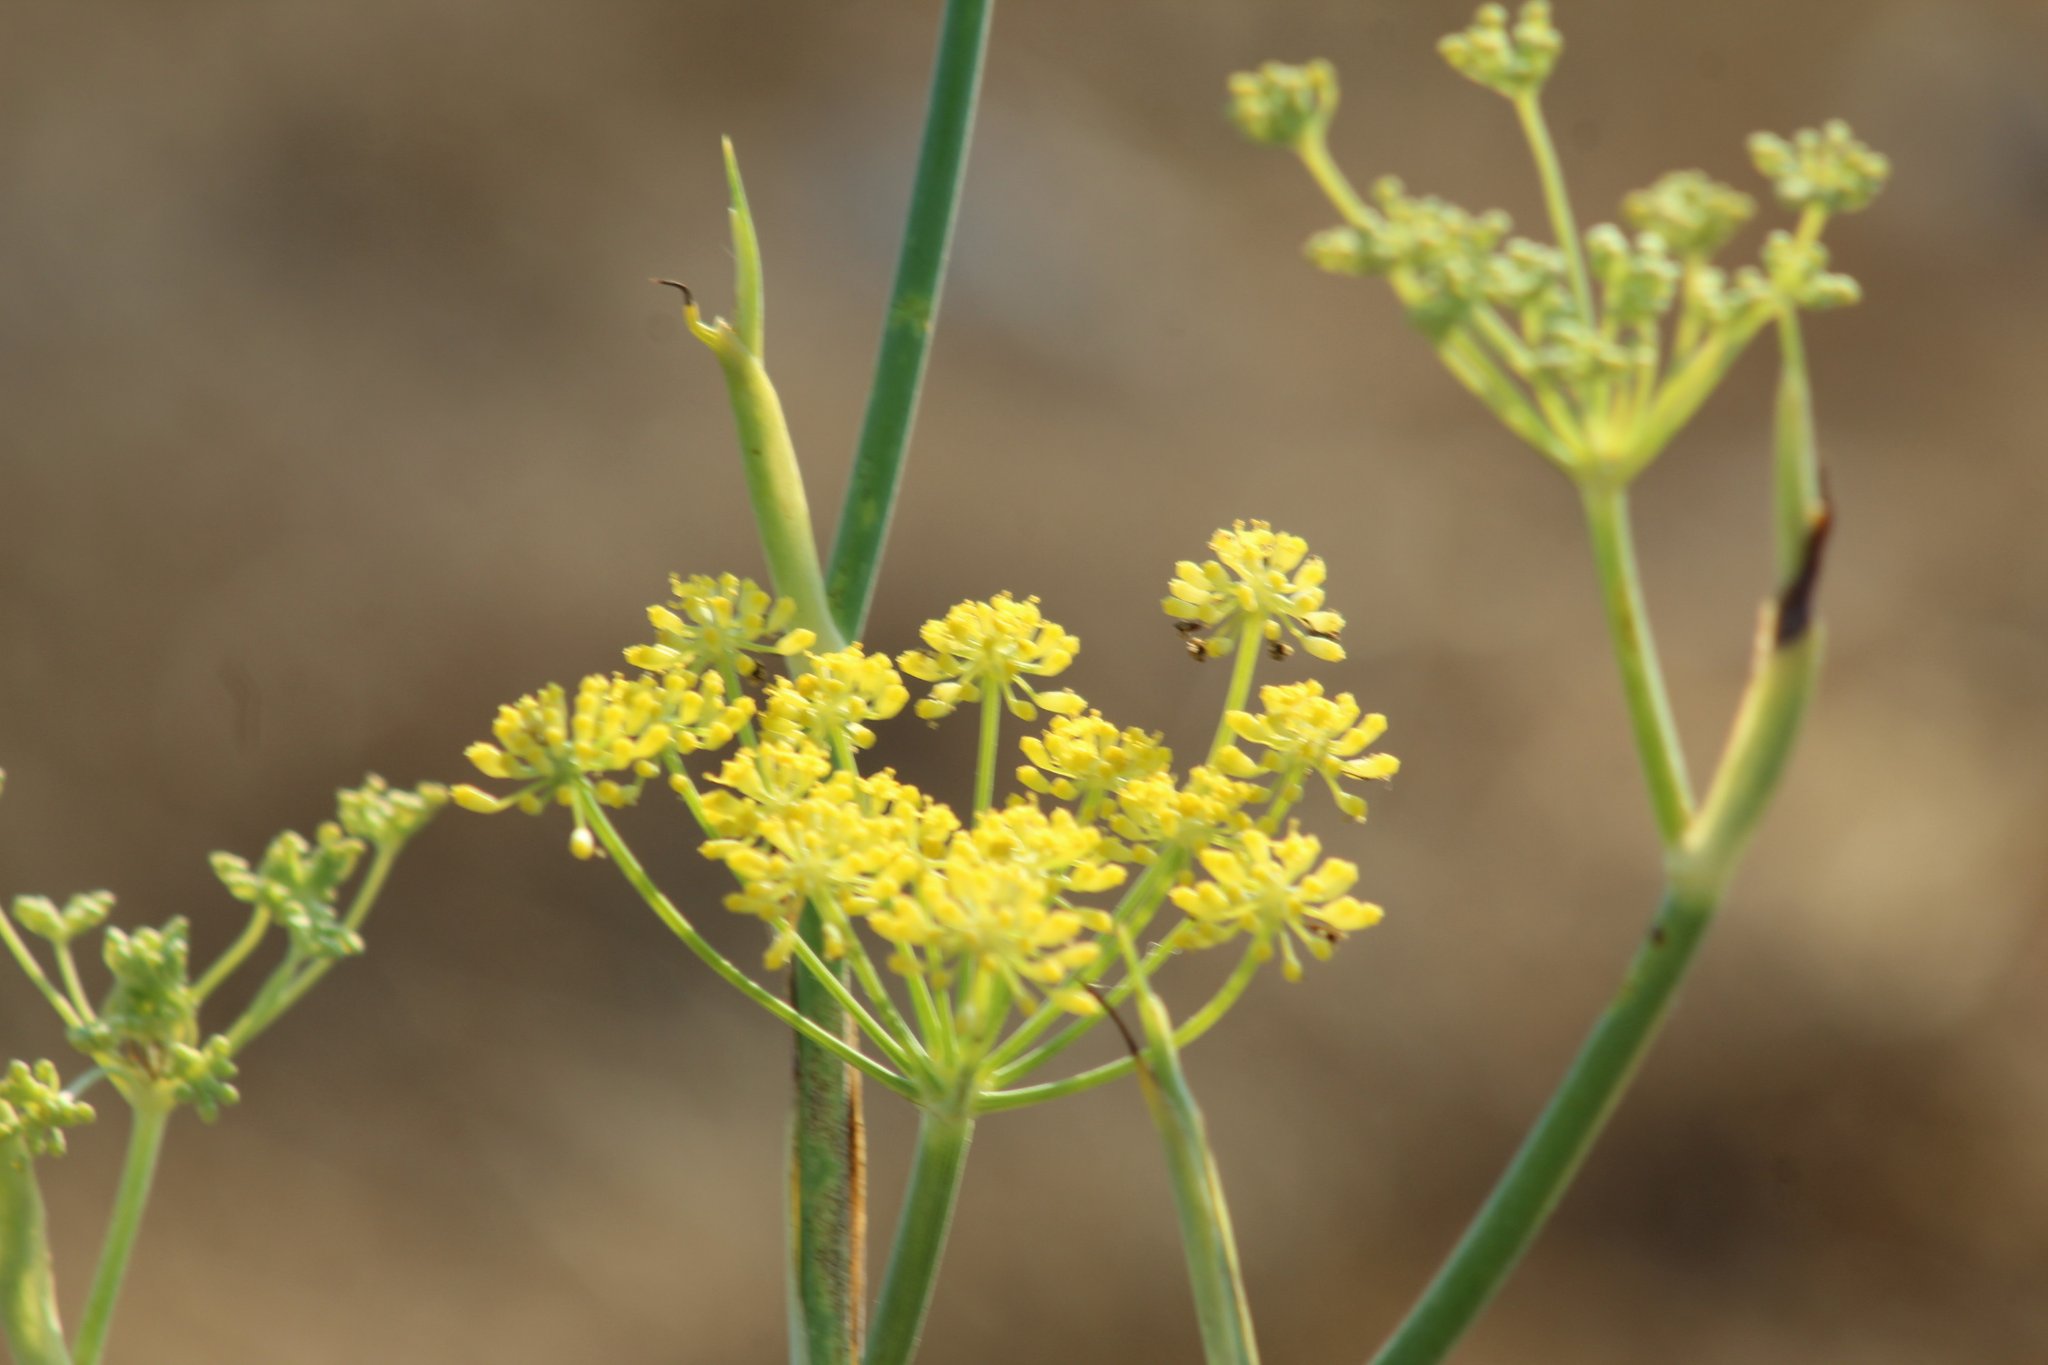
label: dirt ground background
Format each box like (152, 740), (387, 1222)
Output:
(5, 1), (2046, 1361)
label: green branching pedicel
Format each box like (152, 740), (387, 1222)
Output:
(1230, 4), (1887, 1361)
(0, 772), (444, 1365)
(454, 522), (1399, 1365)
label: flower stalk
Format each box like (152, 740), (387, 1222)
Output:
(1125, 946), (1259, 1365)
(1228, 6), (1883, 1359)
(861, 1101), (974, 1365)
(69, 1097), (171, 1365)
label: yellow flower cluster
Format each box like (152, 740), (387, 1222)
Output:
(871, 807), (1118, 1012)
(457, 527), (1398, 1087)
(1165, 520), (1346, 661)
(1219, 681), (1399, 820)
(455, 670), (752, 819)
(1170, 829), (1383, 980)
(899, 593), (1085, 721)
(702, 765), (934, 966)
(763, 645), (911, 751)
(1016, 711), (1171, 811)
(1107, 766), (1263, 859)
(625, 573), (816, 680)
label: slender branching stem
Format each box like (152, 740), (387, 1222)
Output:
(977, 946), (1262, 1112)
(579, 794), (914, 1099)
(0, 919), (80, 1030)
(1370, 307), (1834, 1365)
(1579, 486), (1693, 844)
(1510, 93), (1593, 323)
(191, 904), (269, 1004)
(1297, 133), (1376, 229)
(787, 932), (928, 1081)
(71, 1097), (172, 1365)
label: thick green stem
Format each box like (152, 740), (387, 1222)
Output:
(71, 1098), (171, 1365)
(1368, 880), (1715, 1365)
(862, 1103), (974, 1365)
(792, 905), (865, 1365)
(827, 0), (996, 641)
(1579, 487), (1693, 844)
(1511, 93), (1593, 324)
(0, 1148), (71, 1365)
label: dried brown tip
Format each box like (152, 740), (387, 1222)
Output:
(1774, 495), (1834, 647)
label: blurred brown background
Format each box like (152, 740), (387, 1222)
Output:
(4, 0), (2046, 1361)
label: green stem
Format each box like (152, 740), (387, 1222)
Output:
(71, 1098), (172, 1365)
(977, 946), (1261, 1112)
(987, 929), (1185, 1087)
(0, 917), (81, 1030)
(1372, 280), (1836, 1365)
(192, 904), (269, 1004)
(1209, 623), (1265, 761)
(826, 0), (997, 641)
(52, 943), (94, 1025)
(1622, 302), (1774, 477)
(1511, 93), (1593, 324)
(1434, 330), (1576, 471)
(787, 930), (926, 1081)
(579, 795), (913, 1098)
(1296, 132), (1376, 229)
(1127, 960), (1259, 1365)
(973, 693), (1002, 813)
(0, 1146), (71, 1365)
(862, 1102), (974, 1365)
(1770, 309), (1820, 586)
(1367, 880), (1716, 1365)
(226, 844), (399, 1054)
(791, 904), (865, 1365)
(1579, 486), (1693, 845)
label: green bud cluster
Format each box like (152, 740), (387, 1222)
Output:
(1306, 178), (1512, 338)
(1762, 231), (1861, 310)
(11, 891), (112, 946)
(163, 1037), (239, 1123)
(1623, 171), (1755, 259)
(1584, 225), (1678, 327)
(0, 1060), (94, 1160)
(213, 826), (366, 962)
(1241, 2), (1889, 478)
(1749, 120), (1891, 216)
(1439, 1), (1561, 99)
(74, 919), (197, 1056)
(2, 774), (443, 1130)
(1226, 60), (1338, 148)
